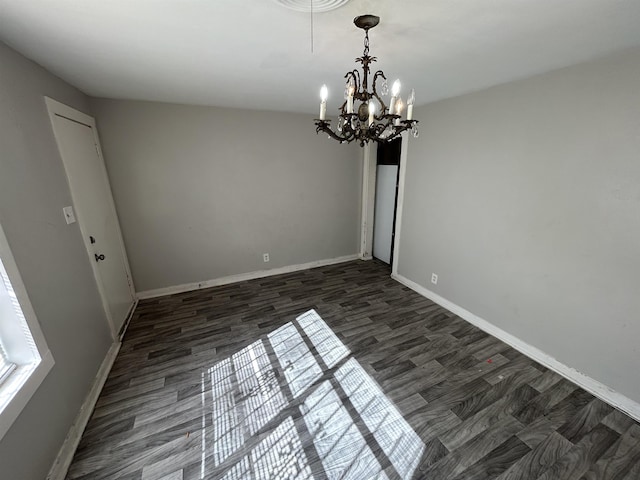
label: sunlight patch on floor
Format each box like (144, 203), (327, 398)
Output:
(221, 417), (313, 480)
(302, 381), (389, 480)
(233, 339), (287, 435)
(269, 322), (323, 399)
(335, 358), (425, 479)
(297, 310), (350, 368)
(206, 309), (425, 479)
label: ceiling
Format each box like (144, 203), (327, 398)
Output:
(1, 0), (640, 114)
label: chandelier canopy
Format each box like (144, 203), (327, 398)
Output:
(315, 15), (419, 147)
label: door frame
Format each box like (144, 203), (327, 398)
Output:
(359, 142), (377, 260)
(391, 132), (409, 276)
(359, 132), (409, 275)
(373, 137), (402, 266)
(45, 97), (136, 339)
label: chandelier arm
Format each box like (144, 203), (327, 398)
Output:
(315, 120), (356, 143)
(343, 114), (361, 135)
(357, 124), (381, 147)
(350, 70), (362, 98)
(318, 118), (418, 145)
(344, 71), (358, 89)
(372, 70), (387, 84)
(371, 121), (387, 138)
(372, 70), (388, 114)
(389, 120), (419, 141)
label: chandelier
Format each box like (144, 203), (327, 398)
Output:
(315, 15), (419, 147)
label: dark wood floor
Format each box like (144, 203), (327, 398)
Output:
(67, 260), (640, 480)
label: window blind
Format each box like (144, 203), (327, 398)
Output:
(0, 347), (16, 387)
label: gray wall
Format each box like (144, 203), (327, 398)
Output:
(0, 42), (113, 478)
(398, 48), (640, 403)
(90, 99), (362, 292)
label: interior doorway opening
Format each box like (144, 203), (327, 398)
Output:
(372, 138), (402, 265)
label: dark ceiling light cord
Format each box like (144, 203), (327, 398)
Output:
(314, 15), (419, 147)
(310, 0), (314, 53)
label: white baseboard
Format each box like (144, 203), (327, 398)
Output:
(392, 273), (640, 423)
(137, 254), (360, 300)
(46, 341), (121, 480)
(118, 298), (138, 341)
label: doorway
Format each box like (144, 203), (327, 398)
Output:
(373, 137), (402, 265)
(45, 98), (136, 338)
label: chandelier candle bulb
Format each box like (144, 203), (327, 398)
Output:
(392, 79), (401, 96)
(347, 79), (355, 114)
(389, 79), (401, 114)
(368, 101), (375, 126)
(319, 85), (328, 120)
(407, 89), (415, 120)
(394, 98), (404, 126)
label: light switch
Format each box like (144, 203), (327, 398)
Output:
(63, 206), (76, 224)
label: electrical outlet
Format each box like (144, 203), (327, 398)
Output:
(62, 206), (76, 224)
(263, 253), (270, 263)
(431, 273), (438, 285)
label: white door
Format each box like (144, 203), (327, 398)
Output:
(46, 98), (135, 337)
(373, 165), (398, 264)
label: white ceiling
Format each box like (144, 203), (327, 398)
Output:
(1, 1), (640, 114)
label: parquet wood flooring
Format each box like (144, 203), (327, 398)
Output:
(67, 260), (640, 479)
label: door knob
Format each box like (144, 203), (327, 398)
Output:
(94, 253), (105, 262)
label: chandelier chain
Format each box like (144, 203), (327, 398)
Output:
(363, 29), (370, 57)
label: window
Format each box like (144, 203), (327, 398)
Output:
(0, 222), (54, 440)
